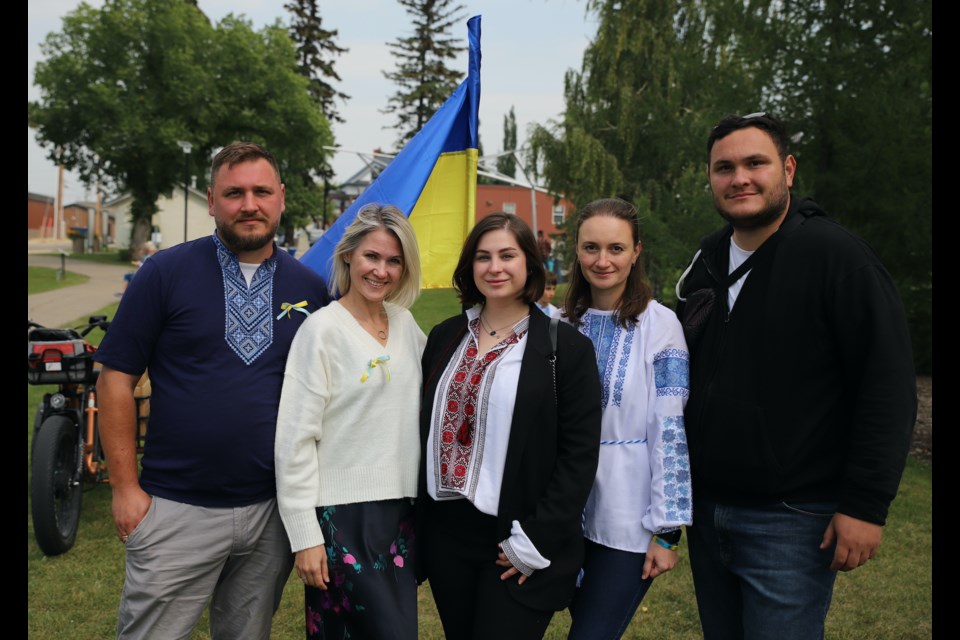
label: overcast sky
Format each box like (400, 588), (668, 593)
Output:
(28, 0), (596, 205)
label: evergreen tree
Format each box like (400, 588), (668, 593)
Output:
(382, 0), (467, 147)
(284, 0), (349, 125)
(284, 0), (349, 228)
(497, 106), (517, 179)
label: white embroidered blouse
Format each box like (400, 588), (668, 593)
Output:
(566, 300), (693, 553)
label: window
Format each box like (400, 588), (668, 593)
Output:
(502, 202), (516, 214)
(552, 205), (566, 226)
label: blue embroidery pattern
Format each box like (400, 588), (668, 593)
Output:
(653, 348), (690, 398)
(583, 312), (634, 408)
(660, 415), (692, 522)
(215, 234), (276, 365)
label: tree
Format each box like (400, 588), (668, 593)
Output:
(29, 0), (332, 250)
(207, 15), (334, 243)
(528, 0), (766, 296)
(284, 0), (349, 125)
(528, 0), (932, 372)
(382, 0), (467, 147)
(29, 0), (217, 249)
(496, 106), (517, 179)
(283, 0), (348, 227)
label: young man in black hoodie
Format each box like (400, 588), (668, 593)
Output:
(675, 112), (916, 639)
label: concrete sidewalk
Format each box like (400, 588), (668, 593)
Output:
(28, 252), (131, 329)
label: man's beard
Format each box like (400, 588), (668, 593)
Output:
(714, 180), (790, 231)
(215, 216), (279, 255)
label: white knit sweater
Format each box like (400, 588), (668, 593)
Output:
(274, 300), (427, 552)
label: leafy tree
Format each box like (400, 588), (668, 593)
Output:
(496, 106), (518, 179)
(755, 0), (933, 372)
(29, 0), (332, 250)
(528, 0), (932, 372)
(207, 15), (334, 243)
(383, 0), (467, 147)
(29, 0), (217, 249)
(528, 0), (766, 296)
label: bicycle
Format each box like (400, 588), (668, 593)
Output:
(27, 316), (149, 556)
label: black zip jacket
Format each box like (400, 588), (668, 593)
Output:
(676, 197), (916, 525)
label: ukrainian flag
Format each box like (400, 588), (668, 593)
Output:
(301, 15), (481, 290)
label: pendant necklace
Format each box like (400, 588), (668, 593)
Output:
(479, 311), (526, 338)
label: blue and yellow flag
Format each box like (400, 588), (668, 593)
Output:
(301, 15), (481, 289)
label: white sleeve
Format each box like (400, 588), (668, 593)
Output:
(499, 520), (551, 577)
(641, 306), (694, 532)
(274, 314), (331, 552)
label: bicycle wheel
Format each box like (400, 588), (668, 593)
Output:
(31, 403), (44, 456)
(30, 415), (83, 556)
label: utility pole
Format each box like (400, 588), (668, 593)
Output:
(55, 151), (64, 240)
(177, 141), (193, 244)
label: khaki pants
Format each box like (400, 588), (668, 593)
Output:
(116, 496), (294, 640)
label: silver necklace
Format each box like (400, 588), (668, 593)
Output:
(479, 311), (526, 337)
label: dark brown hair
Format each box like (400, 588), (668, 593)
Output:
(563, 198), (652, 328)
(707, 112), (790, 162)
(210, 142), (282, 187)
(452, 212), (546, 306)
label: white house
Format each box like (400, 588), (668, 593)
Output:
(105, 186), (209, 250)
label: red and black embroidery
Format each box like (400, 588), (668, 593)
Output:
(437, 319), (524, 494)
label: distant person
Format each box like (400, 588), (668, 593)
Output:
(675, 112), (916, 638)
(535, 271), (559, 316)
(560, 198), (692, 639)
(537, 229), (553, 272)
(120, 241), (157, 294)
(416, 212), (602, 640)
(275, 204), (426, 639)
(95, 141), (332, 640)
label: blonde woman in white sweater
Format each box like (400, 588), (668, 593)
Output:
(275, 203), (426, 640)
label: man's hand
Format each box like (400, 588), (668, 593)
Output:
(112, 485), (151, 543)
(820, 512), (882, 572)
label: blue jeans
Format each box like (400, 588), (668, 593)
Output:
(567, 539), (654, 639)
(687, 497), (838, 640)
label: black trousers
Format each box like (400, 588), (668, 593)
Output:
(422, 497), (554, 640)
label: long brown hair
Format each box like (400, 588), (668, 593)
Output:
(563, 198), (652, 328)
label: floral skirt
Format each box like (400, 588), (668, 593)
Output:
(305, 498), (417, 640)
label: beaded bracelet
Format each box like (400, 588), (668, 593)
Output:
(653, 536), (679, 551)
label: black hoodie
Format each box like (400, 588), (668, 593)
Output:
(676, 197), (916, 525)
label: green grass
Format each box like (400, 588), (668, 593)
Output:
(27, 298), (933, 639)
(34, 248), (131, 265)
(28, 266), (89, 294)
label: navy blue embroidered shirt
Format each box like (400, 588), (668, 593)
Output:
(95, 235), (332, 507)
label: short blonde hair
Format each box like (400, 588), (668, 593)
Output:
(330, 204), (422, 308)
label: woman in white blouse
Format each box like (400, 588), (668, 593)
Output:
(560, 198), (693, 639)
(416, 212), (602, 640)
(275, 204), (426, 640)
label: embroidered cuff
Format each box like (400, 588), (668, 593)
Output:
(500, 538), (535, 577)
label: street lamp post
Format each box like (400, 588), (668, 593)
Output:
(176, 141), (193, 244)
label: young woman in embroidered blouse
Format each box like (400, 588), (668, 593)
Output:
(274, 204), (426, 640)
(416, 212), (602, 640)
(559, 198), (693, 639)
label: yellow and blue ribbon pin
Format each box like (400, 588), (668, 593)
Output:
(360, 355), (391, 383)
(277, 301), (310, 320)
